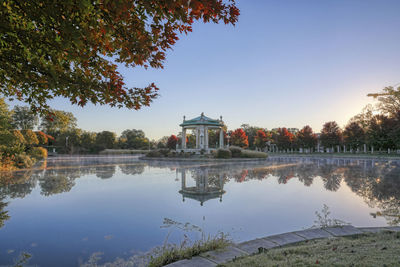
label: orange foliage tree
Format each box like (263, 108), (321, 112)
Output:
(254, 129), (269, 150)
(274, 128), (294, 150)
(1, 1), (239, 113)
(167, 135), (178, 150)
(230, 128), (249, 148)
(35, 131), (49, 146)
(296, 126), (317, 150)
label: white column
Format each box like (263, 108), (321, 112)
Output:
(182, 128), (186, 149)
(196, 127), (199, 149)
(219, 129), (224, 148)
(205, 126), (209, 149)
(199, 126), (204, 149)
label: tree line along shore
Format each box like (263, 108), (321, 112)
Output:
(1, 86), (399, 170)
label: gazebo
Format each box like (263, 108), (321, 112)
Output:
(179, 112), (225, 154)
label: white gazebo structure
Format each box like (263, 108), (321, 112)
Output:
(179, 112), (225, 154)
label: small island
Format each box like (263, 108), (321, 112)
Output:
(143, 113), (268, 160)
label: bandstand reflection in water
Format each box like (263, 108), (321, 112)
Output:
(177, 168), (226, 206)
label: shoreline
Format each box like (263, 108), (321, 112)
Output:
(267, 153), (400, 161)
(139, 156), (268, 162)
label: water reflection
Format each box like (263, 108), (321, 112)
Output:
(146, 157), (400, 225)
(0, 197), (10, 228)
(0, 156), (146, 200)
(0, 157), (400, 228)
(171, 158), (400, 225)
(178, 168), (226, 206)
(0, 156), (400, 266)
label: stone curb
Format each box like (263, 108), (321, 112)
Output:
(164, 226), (400, 266)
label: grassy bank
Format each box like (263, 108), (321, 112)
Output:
(221, 231), (400, 266)
(149, 233), (230, 267)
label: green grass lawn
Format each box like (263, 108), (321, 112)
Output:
(221, 231), (400, 267)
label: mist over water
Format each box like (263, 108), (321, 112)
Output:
(0, 156), (399, 266)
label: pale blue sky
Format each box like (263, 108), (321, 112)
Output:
(10, 0), (400, 140)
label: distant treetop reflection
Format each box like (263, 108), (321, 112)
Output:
(0, 156), (399, 227)
(0, 156), (146, 199)
(166, 158), (400, 225)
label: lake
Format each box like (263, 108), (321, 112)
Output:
(0, 156), (399, 266)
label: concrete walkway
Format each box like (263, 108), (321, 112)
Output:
(165, 225), (400, 266)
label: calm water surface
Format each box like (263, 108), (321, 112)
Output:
(0, 156), (399, 266)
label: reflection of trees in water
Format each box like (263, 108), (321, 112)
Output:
(372, 198), (400, 225)
(119, 164), (145, 176)
(319, 165), (343, 192)
(322, 174), (342, 192)
(0, 197), (10, 228)
(183, 158), (400, 225)
(95, 165), (116, 179)
(0, 163), (145, 200)
(3, 180), (36, 198)
(296, 164), (318, 187)
(0, 162), (144, 199)
(39, 175), (75, 196)
(0, 171), (37, 199)
(1, 157), (400, 225)
(342, 163), (400, 225)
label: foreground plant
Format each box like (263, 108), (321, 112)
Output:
(149, 218), (230, 267)
(80, 218), (231, 267)
(312, 204), (348, 228)
(148, 232), (230, 267)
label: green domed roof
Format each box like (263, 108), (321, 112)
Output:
(180, 113), (224, 127)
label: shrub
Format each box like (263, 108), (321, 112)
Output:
(146, 150), (162, 157)
(158, 148), (170, 157)
(230, 128), (249, 148)
(0, 131), (25, 157)
(21, 129), (39, 147)
(12, 130), (26, 145)
(14, 153), (35, 168)
(228, 146), (242, 157)
(99, 149), (148, 155)
(240, 150), (268, 158)
(35, 131), (48, 145)
(183, 152), (192, 158)
(167, 151), (177, 157)
(215, 148), (232, 159)
(29, 147), (48, 160)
